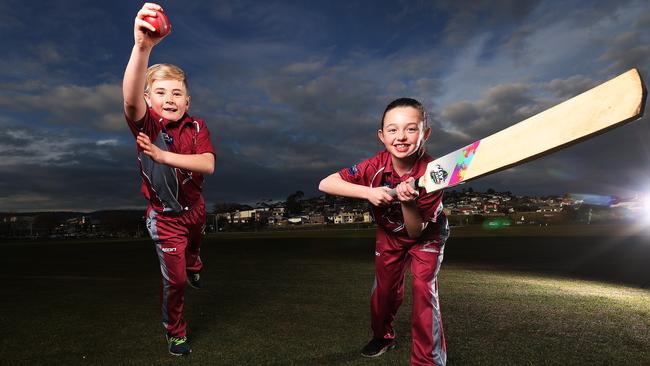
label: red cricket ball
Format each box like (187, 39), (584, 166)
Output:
(143, 10), (171, 37)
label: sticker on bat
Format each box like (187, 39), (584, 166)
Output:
(448, 140), (480, 185)
(430, 164), (449, 184)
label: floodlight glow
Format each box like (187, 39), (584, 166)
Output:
(567, 193), (614, 206)
(482, 218), (512, 230)
(639, 192), (650, 228)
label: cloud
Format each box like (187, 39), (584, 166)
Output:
(1, 0), (649, 212)
(600, 31), (650, 73)
(545, 75), (597, 99)
(188, 44), (447, 176)
(283, 59), (327, 74)
(96, 139), (119, 146)
(0, 83), (125, 131)
(0, 127), (132, 167)
(439, 82), (539, 148)
(0, 125), (144, 211)
(0, 129), (81, 167)
(32, 43), (65, 64)
(0, 162), (143, 212)
(439, 0), (543, 45)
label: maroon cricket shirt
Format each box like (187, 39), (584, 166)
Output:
(338, 150), (445, 244)
(126, 108), (215, 213)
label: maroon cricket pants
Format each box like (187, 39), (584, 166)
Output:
(146, 197), (205, 338)
(371, 224), (448, 366)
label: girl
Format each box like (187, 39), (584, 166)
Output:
(319, 98), (449, 366)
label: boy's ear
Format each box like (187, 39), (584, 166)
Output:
(377, 129), (385, 144)
(144, 93), (151, 107)
(186, 95), (191, 109)
(423, 126), (432, 141)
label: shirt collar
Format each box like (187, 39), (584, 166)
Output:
(382, 150), (431, 179)
(150, 108), (193, 129)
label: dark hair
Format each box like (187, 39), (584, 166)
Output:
(381, 97), (427, 129)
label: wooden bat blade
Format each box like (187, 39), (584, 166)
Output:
(418, 68), (647, 193)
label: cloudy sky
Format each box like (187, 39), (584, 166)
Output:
(1, 0), (649, 212)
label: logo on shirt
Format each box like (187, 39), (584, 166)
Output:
(161, 129), (173, 145)
(348, 164), (359, 176)
(161, 247), (177, 253)
(430, 164), (448, 184)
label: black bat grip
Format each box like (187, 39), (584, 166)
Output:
(387, 179), (418, 198)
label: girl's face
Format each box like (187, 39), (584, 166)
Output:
(378, 106), (430, 160)
(145, 78), (190, 122)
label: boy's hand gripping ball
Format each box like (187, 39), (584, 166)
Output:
(144, 10), (171, 37)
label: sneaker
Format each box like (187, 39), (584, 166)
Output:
(166, 335), (192, 356)
(361, 338), (396, 358)
(187, 271), (202, 289)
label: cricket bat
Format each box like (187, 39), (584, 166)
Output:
(390, 68), (646, 196)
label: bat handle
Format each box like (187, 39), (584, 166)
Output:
(387, 179), (418, 198)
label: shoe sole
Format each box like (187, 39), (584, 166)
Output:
(169, 349), (192, 356)
(187, 273), (201, 289)
(166, 335), (192, 356)
(361, 343), (396, 358)
(187, 280), (201, 289)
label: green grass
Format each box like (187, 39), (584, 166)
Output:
(1, 227), (650, 365)
(442, 268), (650, 365)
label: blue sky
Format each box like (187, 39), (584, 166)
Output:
(1, 0), (649, 212)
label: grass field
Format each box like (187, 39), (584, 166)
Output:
(1, 225), (650, 365)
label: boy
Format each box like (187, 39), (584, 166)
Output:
(122, 3), (215, 356)
(319, 98), (449, 366)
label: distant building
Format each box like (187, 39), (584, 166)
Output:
(233, 209), (256, 224)
(288, 216), (309, 225)
(334, 212), (355, 224)
(309, 214), (325, 225)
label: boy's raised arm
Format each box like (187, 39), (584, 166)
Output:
(123, 3), (168, 123)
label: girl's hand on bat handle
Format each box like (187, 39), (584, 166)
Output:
(366, 186), (394, 207)
(395, 177), (419, 203)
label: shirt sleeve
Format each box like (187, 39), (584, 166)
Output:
(193, 119), (215, 156)
(337, 157), (377, 187)
(125, 107), (158, 140)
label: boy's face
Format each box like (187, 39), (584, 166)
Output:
(378, 106), (431, 160)
(145, 79), (190, 122)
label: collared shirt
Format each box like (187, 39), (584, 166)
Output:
(126, 108), (215, 213)
(338, 150), (444, 243)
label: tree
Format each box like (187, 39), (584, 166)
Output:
(286, 191), (304, 216)
(33, 213), (61, 237)
(213, 202), (251, 214)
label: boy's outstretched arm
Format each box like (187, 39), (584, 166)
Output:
(123, 3), (168, 123)
(319, 173), (393, 206)
(137, 132), (215, 174)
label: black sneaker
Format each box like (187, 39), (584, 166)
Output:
(187, 271), (202, 289)
(166, 334), (192, 356)
(361, 338), (396, 358)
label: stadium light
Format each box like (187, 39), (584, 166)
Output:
(637, 191), (650, 228)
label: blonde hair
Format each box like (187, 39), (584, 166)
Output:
(144, 63), (188, 93)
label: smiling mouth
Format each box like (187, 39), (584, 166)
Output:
(394, 144), (410, 152)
